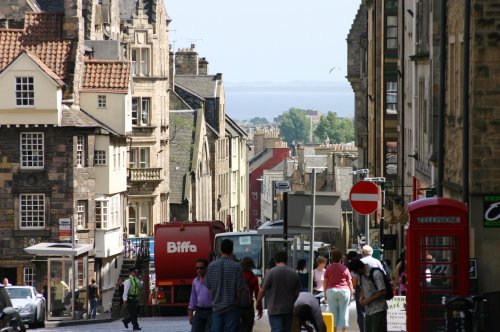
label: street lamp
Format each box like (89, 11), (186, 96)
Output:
(363, 176), (386, 260)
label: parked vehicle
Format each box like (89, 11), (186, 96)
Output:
(0, 285), (25, 332)
(153, 221), (225, 307)
(5, 286), (44, 329)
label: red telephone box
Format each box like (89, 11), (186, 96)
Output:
(406, 198), (469, 332)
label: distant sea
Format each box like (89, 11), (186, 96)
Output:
(224, 81), (354, 121)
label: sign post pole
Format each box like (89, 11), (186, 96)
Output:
(309, 168), (317, 292)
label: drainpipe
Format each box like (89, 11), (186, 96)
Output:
(463, 0), (470, 204)
(400, 0), (405, 204)
(437, 0), (447, 197)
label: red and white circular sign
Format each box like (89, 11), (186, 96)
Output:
(349, 181), (380, 215)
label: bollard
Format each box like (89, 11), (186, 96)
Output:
(322, 312), (334, 332)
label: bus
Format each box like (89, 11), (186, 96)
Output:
(214, 231), (263, 276)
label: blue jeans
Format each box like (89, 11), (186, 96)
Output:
(268, 313), (293, 332)
(89, 298), (98, 318)
(326, 288), (350, 328)
(211, 307), (240, 332)
(355, 287), (365, 332)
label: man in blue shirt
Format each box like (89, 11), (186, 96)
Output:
(206, 239), (245, 332)
(188, 259), (212, 332)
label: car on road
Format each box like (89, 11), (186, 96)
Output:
(0, 284), (25, 331)
(6, 286), (45, 329)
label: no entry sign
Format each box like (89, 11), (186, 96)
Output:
(349, 181), (380, 215)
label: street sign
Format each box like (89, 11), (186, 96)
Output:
(349, 181), (380, 215)
(274, 180), (290, 193)
(58, 218), (71, 242)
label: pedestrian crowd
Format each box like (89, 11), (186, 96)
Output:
(185, 240), (408, 332)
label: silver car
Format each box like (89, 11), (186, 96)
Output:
(5, 287), (45, 329)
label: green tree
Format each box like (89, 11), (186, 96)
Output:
(314, 111), (354, 144)
(278, 108), (310, 145)
(249, 117), (269, 125)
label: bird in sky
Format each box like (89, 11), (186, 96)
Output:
(329, 66), (341, 73)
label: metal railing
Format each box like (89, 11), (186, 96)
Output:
(123, 237), (153, 260)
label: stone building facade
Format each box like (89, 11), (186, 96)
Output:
(346, 2), (368, 170)
(120, 0), (170, 235)
(0, 6), (131, 316)
(173, 45), (248, 229)
(0, 0), (174, 314)
(350, 0), (500, 326)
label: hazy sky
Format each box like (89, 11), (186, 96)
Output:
(165, 0), (362, 84)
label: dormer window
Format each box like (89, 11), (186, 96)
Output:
(98, 95), (107, 108)
(16, 76), (34, 106)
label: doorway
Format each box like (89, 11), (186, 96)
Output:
(0, 267), (17, 286)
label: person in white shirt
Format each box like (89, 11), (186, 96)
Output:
(313, 256), (327, 295)
(360, 245), (385, 272)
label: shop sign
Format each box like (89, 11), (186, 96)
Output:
(387, 296), (406, 331)
(483, 195), (500, 227)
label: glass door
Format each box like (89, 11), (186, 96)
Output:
(419, 235), (458, 332)
(48, 257), (73, 320)
(48, 256), (88, 320)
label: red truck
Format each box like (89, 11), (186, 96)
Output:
(153, 221), (225, 307)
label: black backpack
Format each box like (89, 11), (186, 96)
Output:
(367, 267), (394, 301)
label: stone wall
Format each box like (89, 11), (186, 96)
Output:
(175, 44), (199, 75)
(0, 127), (96, 258)
(470, 0), (500, 193)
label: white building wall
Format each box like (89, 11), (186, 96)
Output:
(0, 54), (62, 124)
(80, 92), (131, 135)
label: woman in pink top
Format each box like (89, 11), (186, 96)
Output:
(323, 249), (353, 332)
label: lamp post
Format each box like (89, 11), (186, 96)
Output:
(306, 166), (326, 292)
(363, 176), (386, 259)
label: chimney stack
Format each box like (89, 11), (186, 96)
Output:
(175, 44), (199, 75)
(198, 57), (209, 75)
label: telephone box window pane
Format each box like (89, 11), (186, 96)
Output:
(419, 235), (458, 332)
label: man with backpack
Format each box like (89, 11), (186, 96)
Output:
(349, 258), (388, 332)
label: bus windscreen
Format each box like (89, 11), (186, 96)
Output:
(215, 233), (262, 275)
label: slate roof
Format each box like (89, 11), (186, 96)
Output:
(36, 0), (64, 13)
(270, 160), (286, 172)
(121, 0), (158, 22)
(61, 106), (121, 136)
(82, 60), (130, 93)
(303, 155), (328, 173)
(226, 115), (247, 138)
(175, 75), (220, 99)
(169, 110), (197, 204)
(0, 12), (73, 81)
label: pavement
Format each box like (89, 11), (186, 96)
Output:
(43, 300), (361, 331)
(44, 312), (116, 329)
